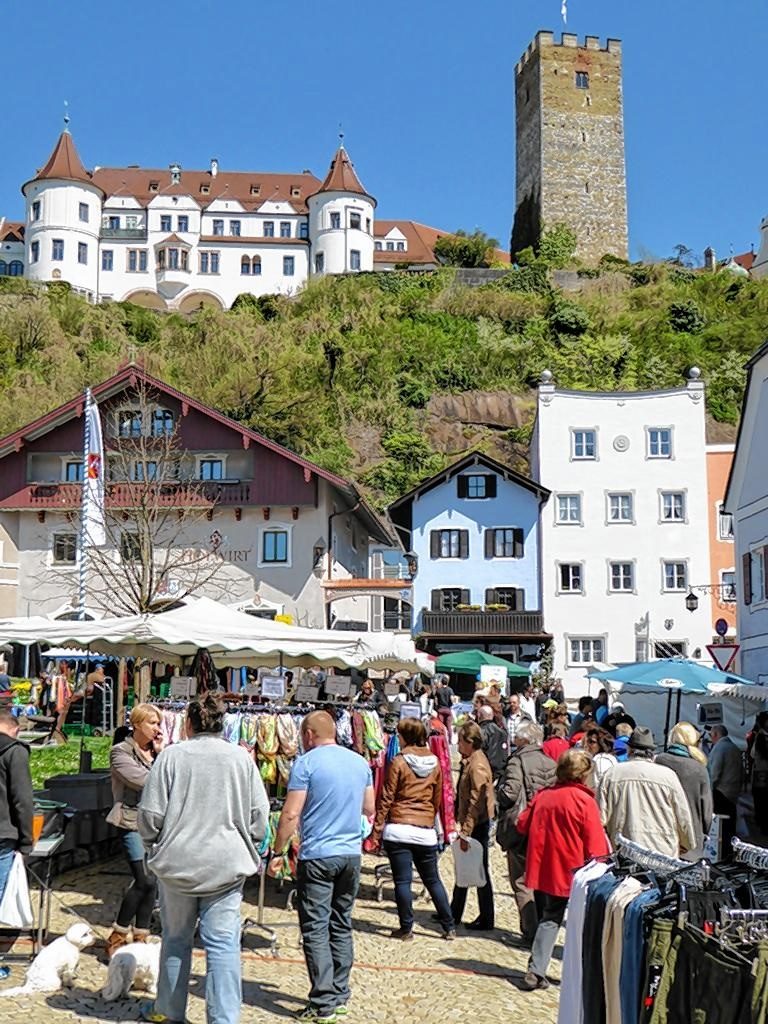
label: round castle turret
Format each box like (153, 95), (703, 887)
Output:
(307, 144), (376, 276)
(22, 128), (104, 299)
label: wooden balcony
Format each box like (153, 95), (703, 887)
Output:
(421, 609), (548, 639)
(1, 480), (253, 510)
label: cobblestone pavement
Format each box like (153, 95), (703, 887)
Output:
(0, 844), (561, 1023)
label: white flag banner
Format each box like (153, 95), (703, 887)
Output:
(83, 392), (106, 547)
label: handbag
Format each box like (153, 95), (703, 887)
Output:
(451, 837), (487, 888)
(496, 755), (529, 852)
(0, 852), (33, 928)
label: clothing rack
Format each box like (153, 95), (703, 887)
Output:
(732, 837), (768, 871)
(719, 906), (768, 947)
(614, 833), (710, 885)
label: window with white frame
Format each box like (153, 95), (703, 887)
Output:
(383, 598), (412, 631)
(557, 494), (582, 524)
(118, 409), (142, 438)
(635, 637), (648, 662)
(569, 637), (604, 664)
(152, 409), (174, 436)
(571, 429), (596, 460)
(198, 458), (224, 481)
(663, 561), (687, 591)
(608, 493), (633, 522)
(661, 491), (685, 522)
(609, 562), (634, 591)
(63, 460), (83, 482)
(262, 529), (289, 564)
(721, 570), (737, 602)
(52, 533), (77, 565)
(430, 529), (468, 559)
(647, 427), (672, 458)
(718, 506), (734, 541)
(559, 563), (583, 593)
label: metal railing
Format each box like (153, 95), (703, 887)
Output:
(421, 609), (545, 637)
(100, 227), (148, 240)
(23, 480), (251, 508)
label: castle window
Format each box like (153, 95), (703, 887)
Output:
(160, 215), (172, 232)
(200, 184), (210, 195)
(212, 219), (224, 236)
(128, 249), (148, 272)
(177, 215), (189, 232)
(291, 186), (300, 198)
(31, 200), (41, 222)
(241, 256), (250, 275)
(386, 242), (394, 251)
(263, 221), (274, 237)
(251, 184), (261, 196)
(349, 212), (361, 230)
(283, 256), (295, 277)
(0, 261), (6, 276)
(396, 242), (405, 251)
(252, 256), (261, 276)
(79, 203), (89, 223)
(330, 212), (341, 230)
(374, 241), (382, 251)
(315, 253), (324, 273)
(108, 216), (120, 230)
(575, 71), (589, 89)
(299, 221), (309, 239)
(366, 218), (371, 234)
(280, 221), (291, 238)
(149, 181), (159, 192)
(230, 220), (241, 237)
(8, 260), (23, 276)
(30, 242), (39, 263)
(52, 239), (64, 261)
(102, 250), (113, 271)
(350, 249), (361, 271)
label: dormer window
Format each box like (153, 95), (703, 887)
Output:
(200, 184), (210, 195)
(291, 186), (300, 198)
(149, 181), (159, 192)
(250, 184), (261, 196)
(374, 241), (382, 251)
(457, 474), (497, 499)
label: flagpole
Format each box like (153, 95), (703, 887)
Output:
(78, 388), (92, 621)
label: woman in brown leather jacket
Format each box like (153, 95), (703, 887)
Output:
(371, 718), (455, 941)
(106, 702), (163, 957)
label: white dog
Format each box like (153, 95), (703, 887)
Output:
(101, 939), (160, 1001)
(0, 921), (95, 995)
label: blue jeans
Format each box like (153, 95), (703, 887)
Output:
(0, 841), (15, 905)
(156, 882), (243, 1024)
(383, 840), (453, 933)
(296, 855), (361, 1016)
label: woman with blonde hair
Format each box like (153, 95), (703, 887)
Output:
(106, 702), (164, 958)
(516, 749), (609, 990)
(655, 721), (712, 857)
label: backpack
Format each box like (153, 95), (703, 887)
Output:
(496, 755), (529, 853)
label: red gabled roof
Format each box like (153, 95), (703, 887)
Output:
(733, 251), (755, 272)
(0, 365), (391, 543)
(0, 221), (24, 243)
(374, 221), (510, 266)
(309, 146), (375, 204)
(26, 131), (102, 194)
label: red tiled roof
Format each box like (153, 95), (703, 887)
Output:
(374, 221), (510, 266)
(27, 131), (102, 192)
(93, 167), (321, 213)
(0, 221), (24, 243)
(309, 146), (374, 203)
(733, 251), (755, 272)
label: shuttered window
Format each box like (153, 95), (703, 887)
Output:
(485, 587), (523, 610)
(744, 552), (753, 605)
(430, 588), (470, 611)
(457, 474), (497, 499)
(429, 530), (469, 559)
(484, 528), (524, 558)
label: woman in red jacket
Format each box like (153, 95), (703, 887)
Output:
(516, 749), (610, 990)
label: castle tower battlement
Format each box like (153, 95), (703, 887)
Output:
(512, 29), (628, 264)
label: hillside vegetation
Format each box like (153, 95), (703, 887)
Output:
(0, 260), (764, 507)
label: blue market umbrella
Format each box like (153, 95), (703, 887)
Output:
(589, 659), (756, 746)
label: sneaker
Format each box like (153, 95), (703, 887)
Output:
(521, 972), (549, 991)
(442, 929), (456, 941)
(389, 927), (414, 941)
(138, 1002), (188, 1023)
(295, 1007), (338, 1023)
(334, 1006), (350, 1018)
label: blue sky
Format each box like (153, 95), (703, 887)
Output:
(2, 0), (765, 262)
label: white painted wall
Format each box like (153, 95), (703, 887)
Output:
(23, 179), (103, 298)
(534, 375), (714, 698)
(308, 191), (375, 275)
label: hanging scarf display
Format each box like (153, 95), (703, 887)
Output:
(257, 715), (279, 785)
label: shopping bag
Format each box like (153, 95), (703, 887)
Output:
(0, 852), (33, 928)
(451, 836), (487, 888)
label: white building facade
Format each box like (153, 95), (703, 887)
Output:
(532, 371), (715, 697)
(723, 342), (768, 683)
(14, 132), (379, 310)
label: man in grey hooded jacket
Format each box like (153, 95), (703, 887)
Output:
(138, 694), (269, 1024)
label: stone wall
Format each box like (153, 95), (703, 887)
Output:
(513, 31), (629, 264)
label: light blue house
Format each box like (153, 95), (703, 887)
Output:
(388, 453), (551, 661)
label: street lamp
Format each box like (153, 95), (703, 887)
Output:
(685, 590), (699, 613)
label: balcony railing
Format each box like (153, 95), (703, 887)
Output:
(421, 609), (546, 637)
(21, 481), (252, 509)
(100, 227), (148, 240)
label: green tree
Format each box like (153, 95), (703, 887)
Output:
(433, 229), (499, 268)
(538, 223), (578, 269)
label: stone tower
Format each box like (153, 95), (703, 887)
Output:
(511, 30), (628, 264)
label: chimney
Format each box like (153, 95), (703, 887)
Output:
(703, 246), (716, 272)
(169, 163), (181, 185)
(210, 158), (219, 178)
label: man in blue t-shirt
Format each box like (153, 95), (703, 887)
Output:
(271, 710), (375, 1024)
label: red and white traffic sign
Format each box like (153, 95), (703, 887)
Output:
(706, 643), (740, 673)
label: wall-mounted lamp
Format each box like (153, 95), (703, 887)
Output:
(263, 507), (270, 521)
(685, 590), (699, 613)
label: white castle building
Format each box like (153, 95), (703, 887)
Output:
(0, 128), (459, 310)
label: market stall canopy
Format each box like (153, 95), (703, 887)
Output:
(0, 597), (431, 673)
(435, 649), (530, 678)
(589, 658), (755, 694)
